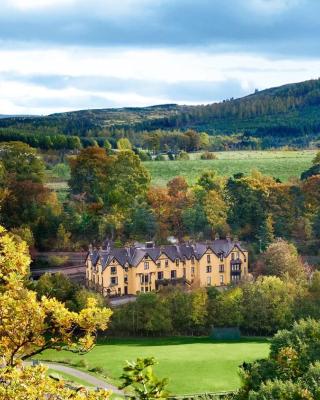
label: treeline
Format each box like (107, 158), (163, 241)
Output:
(109, 241), (319, 337)
(1, 140), (320, 253)
(1, 78), (320, 150)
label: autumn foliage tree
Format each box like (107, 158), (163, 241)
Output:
(0, 226), (112, 398)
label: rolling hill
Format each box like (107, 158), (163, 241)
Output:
(0, 78), (320, 147)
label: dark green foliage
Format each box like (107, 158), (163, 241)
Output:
(2, 79), (320, 150)
(236, 320), (320, 400)
(120, 357), (169, 400)
(301, 163), (320, 180)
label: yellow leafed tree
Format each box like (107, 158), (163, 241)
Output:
(0, 226), (112, 399)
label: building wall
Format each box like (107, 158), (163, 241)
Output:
(86, 245), (248, 296)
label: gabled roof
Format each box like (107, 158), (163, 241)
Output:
(86, 239), (247, 270)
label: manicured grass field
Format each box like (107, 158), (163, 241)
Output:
(37, 337), (269, 395)
(144, 150), (316, 186)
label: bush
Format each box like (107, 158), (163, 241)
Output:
(137, 150), (152, 161)
(200, 151), (217, 160)
(176, 151), (190, 160)
(74, 359), (89, 369)
(48, 255), (69, 267)
(89, 366), (104, 374)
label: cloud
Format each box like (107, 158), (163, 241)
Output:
(0, 0), (318, 57)
(0, 0), (320, 114)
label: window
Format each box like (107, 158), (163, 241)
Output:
(111, 266), (117, 275)
(219, 264), (224, 273)
(182, 258), (186, 265)
(144, 274), (149, 284)
(207, 276), (211, 286)
(220, 254), (224, 262)
(110, 276), (118, 285)
(191, 256), (195, 264)
(124, 275), (128, 284)
(157, 271), (164, 280)
(171, 270), (177, 279)
(191, 267), (195, 275)
(144, 262), (149, 270)
(220, 275), (224, 284)
(124, 267), (128, 272)
(206, 265), (212, 273)
(183, 268), (186, 277)
(157, 261), (161, 268)
(175, 259), (179, 266)
(118, 288), (121, 295)
(207, 254), (211, 263)
(231, 253), (235, 260)
(165, 259), (169, 268)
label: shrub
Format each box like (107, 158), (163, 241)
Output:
(89, 365), (104, 374)
(200, 151), (217, 160)
(74, 359), (88, 369)
(48, 255), (69, 267)
(176, 151), (190, 160)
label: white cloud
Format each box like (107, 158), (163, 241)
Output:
(0, 46), (320, 114)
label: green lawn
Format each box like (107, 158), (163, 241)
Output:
(36, 337), (269, 395)
(144, 149), (316, 186)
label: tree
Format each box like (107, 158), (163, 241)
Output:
(106, 150), (150, 212)
(312, 151), (320, 165)
(256, 214), (274, 251)
(199, 132), (210, 149)
(117, 137), (132, 150)
(259, 240), (306, 282)
(203, 190), (229, 235)
(0, 141), (45, 183)
(0, 226), (112, 367)
(301, 163), (320, 180)
(68, 147), (112, 202)
(120, 357), (169, 400)
(236, 319), (320, 400)
(240, 276), (294, 335)
(0, 364), (110, 399)
(55, 223), (72, 250)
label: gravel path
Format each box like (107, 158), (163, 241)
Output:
(24, 361), (124, 395)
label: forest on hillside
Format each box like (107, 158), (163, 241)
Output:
(0, 78), (320, 150)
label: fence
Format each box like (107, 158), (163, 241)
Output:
(168, 391), (236, 400)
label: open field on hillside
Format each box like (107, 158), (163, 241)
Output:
(45, 150), (316, 191)
(36, 337), (269, 395)
(144, 150), (317, 186)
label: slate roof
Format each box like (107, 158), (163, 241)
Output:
(88, 239), (247, 271)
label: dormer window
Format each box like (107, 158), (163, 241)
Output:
(207, 254), (211, 263)
(157, 261), (161, 268)
(231, 253), (235, 260)
(175, 259), (179, 266)
(144, 261), (149, 270)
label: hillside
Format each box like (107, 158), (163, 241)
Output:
(0, 78), (320, 147)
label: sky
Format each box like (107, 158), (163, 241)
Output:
(0, 0), (320, 115)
